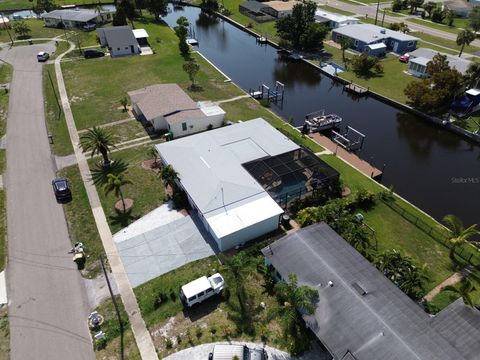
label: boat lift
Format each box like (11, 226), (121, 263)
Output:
(249, 81), (285, 106)
(332, 126), (365, 151)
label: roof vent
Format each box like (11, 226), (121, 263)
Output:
(380, 29), (386, 34)
(328, 281), (334, 287)
(352, 282), (367, 296)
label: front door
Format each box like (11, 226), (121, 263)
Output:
(393, 41), (399, 53)
(130, 45), (134, 53)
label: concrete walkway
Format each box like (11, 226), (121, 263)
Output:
(423, 265), (473, 302)
(164, 341), (331, 360)
(54, 42), (159, 359)
(213, 94), (251, 105)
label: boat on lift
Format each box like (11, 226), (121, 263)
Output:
(304, 110), (342, 132)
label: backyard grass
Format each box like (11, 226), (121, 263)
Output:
(61, 20), (243, 130)
(59, 164), (104, 277)
(0, 307), (8, 360)
(452, 115), (480, 133)
(0, 19), (63, 43)
(89, 144), (166, 234)
(43, 64), (73, 156)
(93, 295), (141, 359)
(81, 119), (149, 146)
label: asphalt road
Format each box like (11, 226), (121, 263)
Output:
(1, 43), (94, 359)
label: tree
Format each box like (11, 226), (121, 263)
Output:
(275, 1), (320, 50)
(13, 20), (31, 39)
(446, 9), (455, 26)
(160, 164), (179, 188)
(392, 0), (403, 12)
(268, 273), (318, 350)
(469, 6), (480, 33)
(443, 214), (479, 261)
(339, 37), (352, 64)
(464, 62), (480, 89)
(183, 60), (200, 88)
(200, 0), (219, 11)
(112, 5), (128, 26)
(120, 96), (128, 112)
(423, 1), (437, 18)
(34, 0), (55, 14)
(146, 0), (168, 22)
(147, 145), (158, 165)
(390, 22), (410, 33)
(443, 278), (477, 307)
(457, 29), (475, 57)
(404, 54), (464, 114)
(174, 16), (190, 57)
(408, 0), (423, 14)
(431, 8), (445, 23)
(118, 0), (136, 27)
(104, 173), (132, 213)
(350, 54), (383, 77)
(80, 127), (117, 167)
(299, 22), (329, 51)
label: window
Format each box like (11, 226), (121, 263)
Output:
(125, 46), (128, 49)
(187, 296), (196, 302)
(354, 40), (358, 47)
(182, 122), (187, 131)
(206, 288), (213, 294)
(197, 291), (205, 297)
(407, 41), (414, 47)
(117, 48), (120, 51)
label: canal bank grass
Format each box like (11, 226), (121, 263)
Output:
(87, 144), (166, 235)
(61, 20), (243, 130)
(59, 164), (104, 277)
(43, 64), (74, 156)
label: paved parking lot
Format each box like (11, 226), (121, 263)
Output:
(114, 205), (218, 287)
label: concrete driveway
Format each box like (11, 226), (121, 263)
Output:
(114, 204), (218, 287)
(1, 43), (94, 359)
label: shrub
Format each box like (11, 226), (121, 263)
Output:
(169, 290), (177, 302)
(176, 335), (182, 344)
(196, 327), (203, 339)
(259, 99), (270, 108)
(210, 326), (217, 335)
(94, 337), (107, 351)
(350, 54), (383, 77)
(222, 287), (230, 301)
(165, 338), (173, 349)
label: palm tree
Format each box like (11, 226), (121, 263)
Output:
(103, 173), (132, 213)
(223, 252), (252, 314)
(120, 96), (128, 112)
(80, 127), (117, 167)
(465, 62), (480, 89)
(338, 37), (352, 65)
(443, 214), (479, 261)
(268, 273), (318, 338)
(148, 145), (159, 166)
(160, 164), (179, 189)
(443, 278), (477, 307)
(456, 29), (476, 57)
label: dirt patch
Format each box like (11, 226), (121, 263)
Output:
(142, 159), (161, 173)
(114, 198), (134, 212)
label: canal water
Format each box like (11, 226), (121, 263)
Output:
(164, 5), (480, 226)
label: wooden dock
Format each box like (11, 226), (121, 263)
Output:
(344, 83), (368, 96)
(309, 132), (383, 180)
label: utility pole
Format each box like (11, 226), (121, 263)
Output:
(374, 0), (380, 25)
(381, 9), (386, 27)
(1, 14), (14, 46)
(100, 256), (124, 360)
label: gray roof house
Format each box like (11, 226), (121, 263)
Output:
(262, 222), (480, 360)
(128, 83), (225, 137)
(407, 48), (472, 78)
(41, 9), (111, 30)
(332, 23), (419, 56)
(97, 26), (141, 57)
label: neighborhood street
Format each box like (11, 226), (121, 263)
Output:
(1, 43), (94, 359)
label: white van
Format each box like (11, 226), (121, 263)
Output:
(209, 344), (268, 360)
(180, 273), (225, 307)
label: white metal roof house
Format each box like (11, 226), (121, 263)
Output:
(97, 26), (141, 57)
(262, 222), (480, 360)
(332, 23), (418, 56)
(407, 48), (472, 78)
(41, 9), (111, 30)
(314, 9), (359, 29)
(156, 118), (301, 251)
(128, 84), (225, 137)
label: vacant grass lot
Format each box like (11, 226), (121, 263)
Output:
(59, 164), (103, 277)
(61, 20), (243, 130)
(89, 144), (166, 234)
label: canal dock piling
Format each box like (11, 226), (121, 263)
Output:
(344, 82), (369, 96)
(249, 81), (285, 106)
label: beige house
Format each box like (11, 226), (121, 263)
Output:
(261, 1), (300, 18)
(128, 84), (225, 138)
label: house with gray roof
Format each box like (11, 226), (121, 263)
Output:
(128, 83), (225, 137)
(262, 222), (480, 360)
(332, 23), (418, 56)
(41, 9), (111, 30)
(97, 26), (142, 57)
(407, 48), (472, 77)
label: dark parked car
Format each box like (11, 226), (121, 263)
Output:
(52, 178), (71, 201)
(84, 49), (105, 59)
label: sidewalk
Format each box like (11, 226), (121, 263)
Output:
(54, 42), (158, 359)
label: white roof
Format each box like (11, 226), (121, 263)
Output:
(315, 9), (358, 24)
(212, 344), (245, 360)
(410, 56), (430, 66)
(206, 193), (283, 239)
(132, 28), (149, 39)
(181, 276), (211, 298)
(200, 105), (225, 117)
(466, 88), (480, 96)
(156, 118), (297, 216)
(368, 43), (387, 50)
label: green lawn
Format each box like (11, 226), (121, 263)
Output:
(408, 18), (462, 35)
(412, 31), (480, 55)
(317, 5), (356, 16)
(0, 307), (8, 360)
(61, 19), (243, 130)
(0, 0), (112, 11)
(89, 144), (166, 234)
(452, 115), (480, 133)
(43, 64), (73, 156)
(59, 164), (103, 277)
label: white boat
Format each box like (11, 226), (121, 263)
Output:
(304, 113), (342, 132)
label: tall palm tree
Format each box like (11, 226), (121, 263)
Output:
(223, 252), (252, 314)
(464, 62), (480, 89)
(456, 29), (476, 57)
(160, 164), (179, 189)
(268, 273), (318, 338)
(443, 278), (477, 307)
(443, 214), (479, 261)
(104, 173), (132, 213)
(338, 37), (352, 65)
(80, 127), (117, 167)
